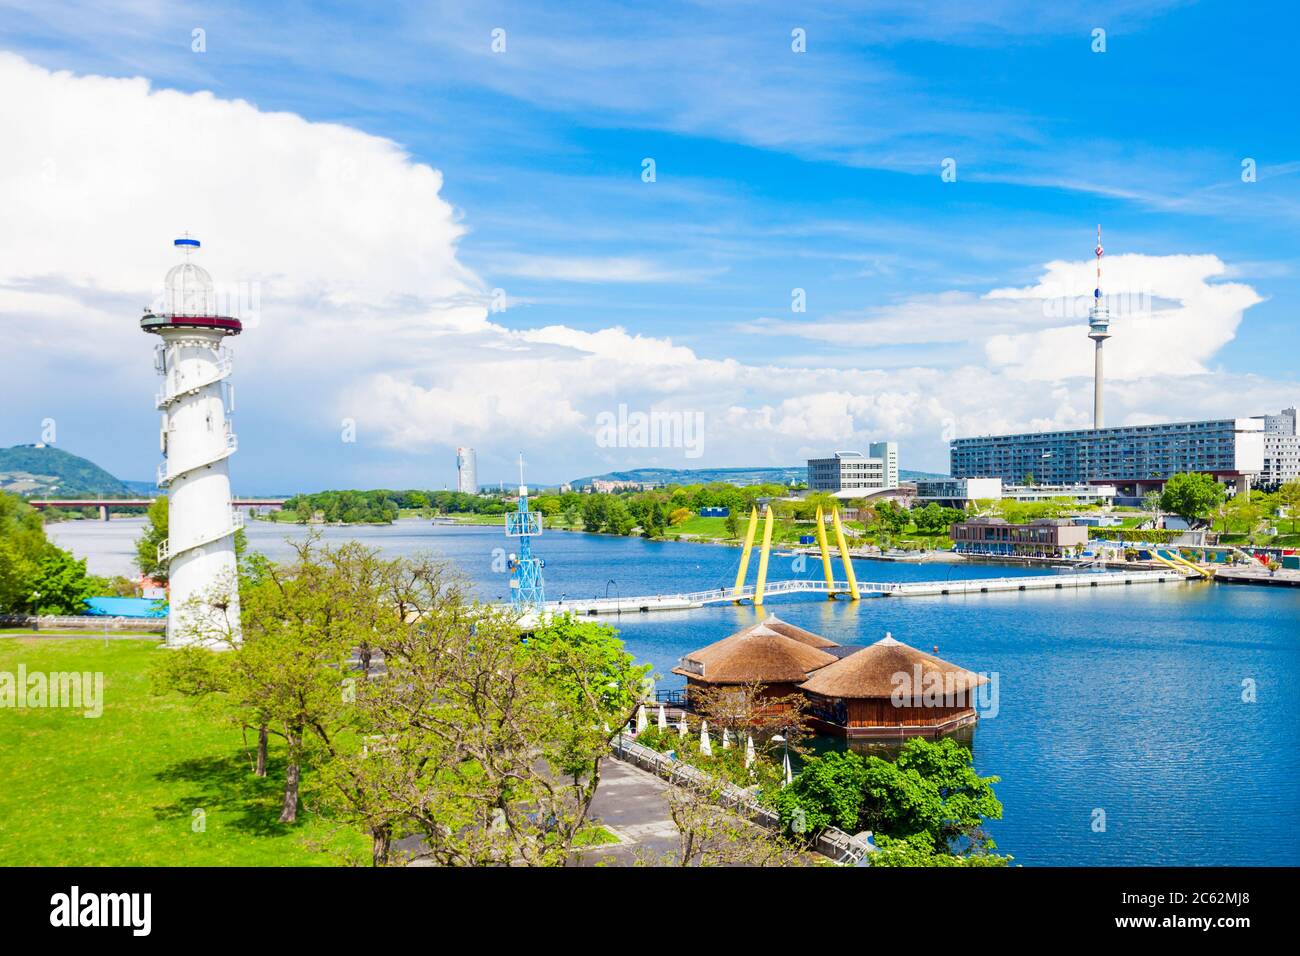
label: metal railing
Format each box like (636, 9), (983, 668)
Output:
(158, 509), (244, 563)
(539, 569), (1178, 614)
(608, 731), (873, 863)
(155, 354), (233, 409)
(0, 614), (164, 632)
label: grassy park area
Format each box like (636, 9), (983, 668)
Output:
(0, 637), (360, 865)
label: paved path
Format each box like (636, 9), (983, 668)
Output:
(572, 757), (679, 866)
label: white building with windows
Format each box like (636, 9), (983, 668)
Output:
(807, 444), (899, 493)
(1254, 409), (1299, 488)
(950, 418), (1264, 496)
(914, 477), (1116, 507)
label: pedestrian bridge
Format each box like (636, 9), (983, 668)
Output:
(532, 569), (1189, 617)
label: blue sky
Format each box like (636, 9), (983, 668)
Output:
(1, 0), (1297, 491)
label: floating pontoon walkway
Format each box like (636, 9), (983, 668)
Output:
(513, 569), (1191, 619)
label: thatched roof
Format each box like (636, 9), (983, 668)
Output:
(760, 616), (840, 650)
(671, 619), (839, 684)
(798, 634), (987, 700)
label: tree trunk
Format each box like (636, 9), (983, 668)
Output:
(371, 825), (391, 866)
(255, 725), (268, 778)
(279, 729), (301, 823)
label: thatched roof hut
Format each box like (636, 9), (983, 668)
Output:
(798, 634), (987, 739)
(799, 634), (987, 700)
(759, 616), (840, 650)
(671, 619), (839, 686)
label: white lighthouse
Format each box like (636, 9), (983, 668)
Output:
(143, 237), (243, 647)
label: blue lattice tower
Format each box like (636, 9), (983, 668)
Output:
(505, 455), (545, 609)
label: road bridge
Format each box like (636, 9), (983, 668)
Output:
(29, 498), (287, 519)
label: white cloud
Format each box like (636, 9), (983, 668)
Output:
(490, 255), (719, 283)
(762, 252), (1265, 381)
(985, 253), (1263, 379)
(1, 53), (1295, 485)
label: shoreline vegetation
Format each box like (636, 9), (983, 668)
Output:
(246, 477), (1300, 553)
(252, 485), (970, 552)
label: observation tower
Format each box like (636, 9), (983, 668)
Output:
(1088, 224), (1111, 429)
(142, 237), (243, 646)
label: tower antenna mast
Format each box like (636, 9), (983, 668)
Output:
(1088, 224), (1112, 429)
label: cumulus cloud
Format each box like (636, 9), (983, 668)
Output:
(985, 253), (1263, 379)
(1, 52), (1294, 486)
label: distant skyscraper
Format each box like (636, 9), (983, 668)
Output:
(456, 447), (477, 494)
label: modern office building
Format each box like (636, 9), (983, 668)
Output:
(913, 477), (1003, 506)
(917, 478), (1117, 506)
(914, 477), (1116, 507)
(456, 447), (477, 494)
(808, 444), (899, 493)
(1002, 483), (1117, 504)
(950, 517), (1090, 558)
(949, 418), (1264, 496)
(868, 441), (899, 489)
(1254, 408), (1299, 488)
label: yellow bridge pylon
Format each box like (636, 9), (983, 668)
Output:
(731, 503), (860, 604)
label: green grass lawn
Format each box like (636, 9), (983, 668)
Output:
(0, 637), (362, 865)
(667, 515), (732, 538)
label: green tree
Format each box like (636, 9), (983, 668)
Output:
(1159, 472), (1226, 526)
(1142, 489), (1163, 524)
(873, 500), (911, 535)
(1276, 478), (1300, 533)
(340, 607), (646, 865)
(912, 503), (949, 535)
(773, 737), (1003, 858)
(871, 831), (1011, 867)
(0, 491), (100, 615)
(603, 497), (636, 535)
(581, 494), (607, 532)
(1221, 493), (1265, 539)
(135, 496), (169, 584)
(28, 548), (98, 615)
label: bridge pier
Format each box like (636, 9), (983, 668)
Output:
(99, 505), (109, 521)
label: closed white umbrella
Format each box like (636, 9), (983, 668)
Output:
(782, 751), (794, 787)
(635, 704), (647, 735)
(700, 721), (712, 756)
(744, 734), (755, 769)
(722, 728), (732, 750)
(658, 704), (667, 730)
(677, 712), (688, 737)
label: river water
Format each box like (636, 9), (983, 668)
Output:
(50, 517), (1300, 866)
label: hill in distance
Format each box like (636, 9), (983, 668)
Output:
(569, 465), (948, 488)
(0, 444), (133, 497)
